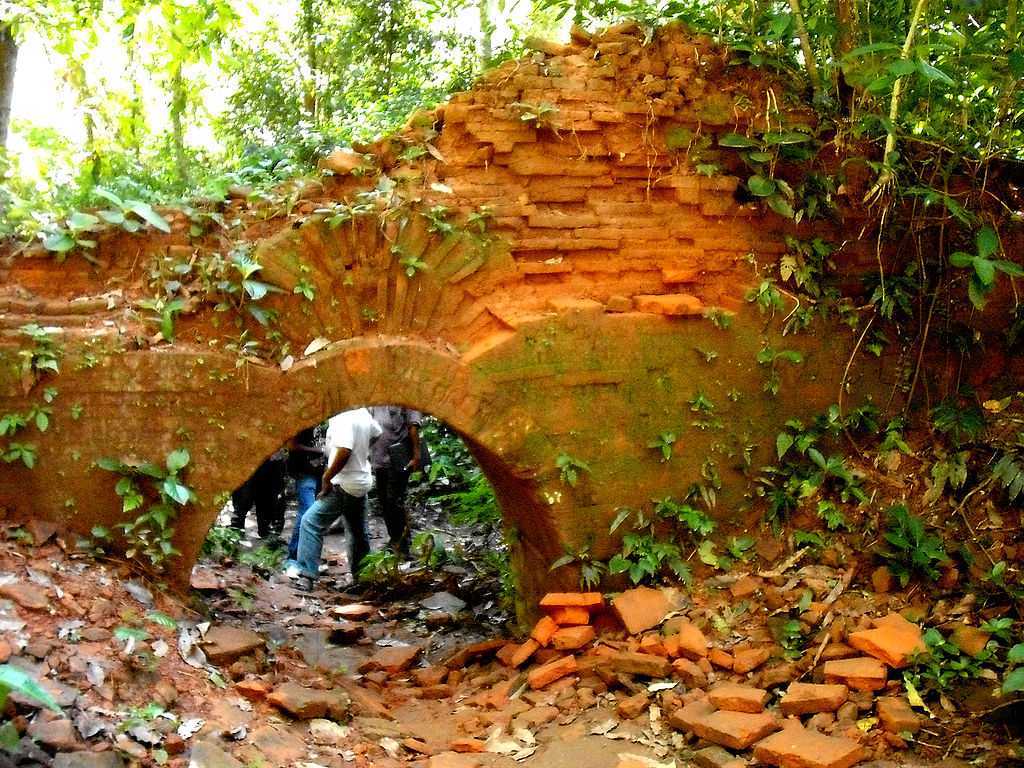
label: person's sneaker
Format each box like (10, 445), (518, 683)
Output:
(318, 563), (330, 573)
(284, 563), (301, 579)
(294, 575), (315, 592)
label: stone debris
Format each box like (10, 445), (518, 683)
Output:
(611, 586), (672, 634)
(200, 625), (266, 665)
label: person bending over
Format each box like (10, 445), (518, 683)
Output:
(294, 408), (381, 590)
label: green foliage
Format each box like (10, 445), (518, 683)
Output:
(96, 448), (195, 570)
(549, 543), (608, 590)
(412, 531), (450, 568)
(357, 550), (400, 585)
(201, 525), (244, 561)
(906, 627), (996, 694)
(930, 395), (987, 446)
(510, 101), (559, 128)
(556, 453), (590, 487)
(949, 226), (1023, 310)
(648, 431), (676, 462)
(756, 345), (803, 397)
(1005, 644), (1024, 695)
(0, 664), (61, 713)
(878, 504), (949, 587)
(717, 128), (815, 220)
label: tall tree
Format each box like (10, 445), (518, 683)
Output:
(0, 21), (16, 149)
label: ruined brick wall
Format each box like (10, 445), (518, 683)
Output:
(0, 23), (886, 609)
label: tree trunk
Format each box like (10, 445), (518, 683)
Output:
(1008, 0), (1019, 45)
(0, 23), (17, 150)
(477, 0), (493, 64)
(300, 0), (319, 124)
(170, 66), (189, 186)
(835, 0), (857, 114)
(786, 0), (822, 101)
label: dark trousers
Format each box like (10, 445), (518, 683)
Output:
(374, 467), (411, 553)
(231, 459), (286, 537)
(296, 487), (369, 579)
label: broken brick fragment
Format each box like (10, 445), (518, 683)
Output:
(672, 657), (708, 688)
(552, 625), (596, 650)
(876, 697), (921, 734)
(509, 639), (540, 668)
(639, 633), (669, 657)
(707, 683), (769, 713)
(692, 745), (748, 768)
(779, 682), (849, 716)
(530, 616), (560, 647)
(668, 696), (715, 731)
(359, 644), (422, 675)
(664, 618), (709, 660)
(688, 710), (780, 750)
(732, 646), (770, 674)
(528, 654), (578, 689)
(548, 606), (591, 625)
(539, 592), (605, 610)
(611, 650), (671, 678)
(708, 648), (734, 670)
(847, 613), (926, 668)
(616, 691), (651, 719)
(450, 738), (487, 753)
(612, 587), (672, 634)
(822, 657), (888, 691)
(753, 725), (865, 768)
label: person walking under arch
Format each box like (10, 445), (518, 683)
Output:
(294, 408), (381, 590)
(369, 406), (423, 557)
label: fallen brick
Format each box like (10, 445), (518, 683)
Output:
(667, 620), (709, 661)
(528, 655), (578, 689)
(668, 696), (716, 731)
(509, 639), (540, 668)
(753, 725), (865, 768)
(548, 606), (591, 625)
(708, 684), (769, 713)
(403, 737), (432, 755)
(823, 657), (888, 692)
(611, 651), (671, 678)
(949, 623), (991, 658)
(540, 592), (606, 609)
(693, 745), (749, 768)
(639, 633), (669, 657)
(672, 657), (708, 688)
(612, 587), (672, 635)
(732, 647), (771, 674)
(552, 625), (596, 650)
(847, 613), (926, 668)
(531, 616), (560, 647)
(359, 645), (422, 675)
(688, 710), (780, 750)
(616, 691), (651, 719)
(779, 683), (849, 716)
(450, 738), (487, 753)
(876, 697), (921, 734)
(709, 648), (734, 670)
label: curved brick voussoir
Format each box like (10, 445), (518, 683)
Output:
(0, 23), (876, 615)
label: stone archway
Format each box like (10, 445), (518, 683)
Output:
(0, 23), (886, 606)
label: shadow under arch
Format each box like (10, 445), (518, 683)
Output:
(196, 335), (565, 618)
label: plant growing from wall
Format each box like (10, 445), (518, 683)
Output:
(878, 504), (949, 587)
(549, 542), (608, 590)
(949, 225), (1023, 310)
(96, 448), (195, 571)
(648, 431), (677, 461)
(556, 453), (590, 487)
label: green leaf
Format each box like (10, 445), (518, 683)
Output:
(0, 665), (61, 712)
(609, 507), (632, 534)
(719, 133), (759, 148)
(967, 275), (989, 309)
(166, 448), (190, 474)
(1009, 644), (1024, 664)
(163, 478), (191, 505)
(766, 194), (795, 218)
(99, 209), (126, 225)
(607, 554), (630, 574)
(698, 540), (720, 568)
(747, 175), (776, 197)
(1003, 667), (1024, 695)
(145, 611), (178, 629)
(973, 257), (996, 287)
(128, 202), (171, 233)
(949, 251), (974, 268)
(915, 58), (954, 85)
(776, 432), (794, 460)
(42, 232), (76, 253)
(92, 187), (125, 208)
(976, 226), (999, 259)
(549, 553), (575, 571)
(994, 260), (1024, 278)
(887, 59), (917, 77)
(68, 211), (100, 231)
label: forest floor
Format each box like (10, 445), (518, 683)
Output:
(1, 484), (1022, 768)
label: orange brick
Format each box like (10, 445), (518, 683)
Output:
(548, 606), (591, 626)
(531, 616), (559, 646)
(848, 613), (926, 668)
(611, 651), (671, 678)
(612, 587), (671, 635)
(688, 710), (780, 750)
(527, 655), (578, 689)
(732, 646), (770, 674)
(666, 620), (709, 660)
(639, 633), (669, 657)
(509, 639), (540, 668)
(450, 738), (487, 753)
(551, 625), (596, 650)
(779, 682), (849, 716)
(823, 657), (888, 691)
(708, 648), (734, 670)
(876, 697), (921, 734)
(707, 683), (769, 713)
(753, 725), (865, 768)
(539, 592), (605, 610)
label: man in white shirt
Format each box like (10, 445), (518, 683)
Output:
(294, 408), (382, 589)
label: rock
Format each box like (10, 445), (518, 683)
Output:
(444, 639), (505, 668)
(420, 591), (467, 615)
(188, 739), (244, 768)
(327, 619), (365, 645)
(80, 628), (111, 642)
(527, 655), (577, 689)
(688, 710), (779, 750)
(708, 684), (769, 713)
(616, 692), (650, 719)
(753, 725), (865, 768)
(359, 644), (422, 675)
(189, 567), (222, 591)
(235, 679), (270, 701)
(332, 603), (376, 620)
(0, 581), (49, 610)
(612, 587), (672, 634)
(53, 753), (126, 768)
(0, 639), (10, 663)
(823, 657), (888, 691)
(666, 619), (709, 660)
(412, 667), (448, 687)
(730, 576), (762, 599)
(949, 623), (991, 658)
(708, 648), (733, 669)
(871, 566), (894, 594)
(245, 724), (306, 765)
(27, 717), (80, 751)
(200, 626), (265, 665)
(266, 683), (348, 720)
(26, 519), (60, 545)
(847, 613), (926, 668)
(780, 683), (849, 715)
(672, 658), (708, 688)
(732, 647), (771, 674)
(693, 745), (748, 768)
(876, 697), (921, 734)
(513, 705), (559, 729)
(551, 625), (595, 650)
(24, 639), (55, 660)
(759, 663), (798, 689)
(611, 651), (671, 678)
(428, 752), (480, 768)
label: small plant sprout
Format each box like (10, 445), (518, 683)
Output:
(556, 453), (591, 487)
(510, 101), (559, 129)
(648, 431), (677, 461)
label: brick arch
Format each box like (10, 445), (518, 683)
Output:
(0, 23), (883, 608)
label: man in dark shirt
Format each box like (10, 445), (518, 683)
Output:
(231, 449), (287, 539)
(285, 424), (326, 565)
(369, 406), (422, 557)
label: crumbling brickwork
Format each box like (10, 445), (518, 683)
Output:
(0, 23), (882, 608)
